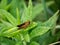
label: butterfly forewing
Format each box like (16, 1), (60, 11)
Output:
(17, 21), (30, 29)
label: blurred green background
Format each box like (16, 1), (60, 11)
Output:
(0, 0), (60, 45)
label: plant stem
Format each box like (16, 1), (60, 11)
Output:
(49, 41), (60, 45)
(56, 25), (60, 29)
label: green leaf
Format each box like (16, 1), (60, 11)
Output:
(30, 23), (50, 39)
(5, 3), (11, 10)
(43, 10), (59, 28)
(0, 27), (7, 33)
(30, 41), (40, 45)
(21, 0), (33, 23)
(16, 42), (23, 45)
(1, 27), (18, 37)
(0, 19), (13, 27)
(23, 32), (30, 42)
(0, 12), (7, 21)
(30, 10), (59, 39)
(4, 27), (18, 34)
(43, 10), (59, 35)
(0, 37), (16, 45)
(0, 9), (17, 26)
(32, 1), (54, 19)
(16, 8), (21, 25)
(9, 30), (21, 37)
(10, 0), (25, 17)
(0, 22), (12, 33)
(0, 20), (13, 33)
(0, 0), (11, 10)
(0, 0), (7, 9)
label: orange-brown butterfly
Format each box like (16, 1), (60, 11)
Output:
(17, 21), (30, 29)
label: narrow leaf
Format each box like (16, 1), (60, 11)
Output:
(16, 8), (21, 25)
(0, 0), (7, 9)
(4, 27), (18, 34)
(43, 10), (59, 28)
(24, 33), (30, 42)
(30, 23), (50, 39)
(21, 0), (33, 23)
(0, 9), (17, 26)
(32, 1), (54, 19)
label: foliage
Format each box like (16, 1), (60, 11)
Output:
(0, 0), (60, 45)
